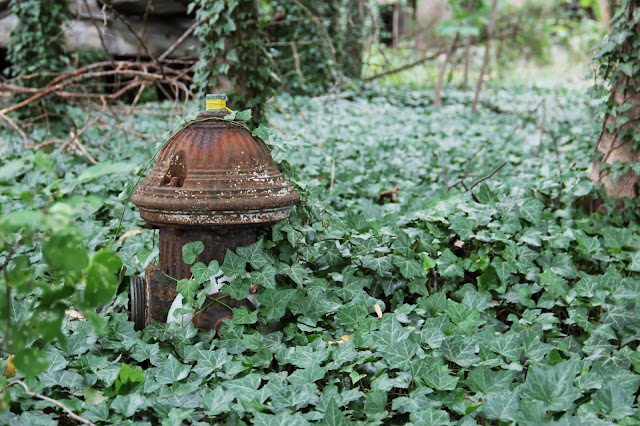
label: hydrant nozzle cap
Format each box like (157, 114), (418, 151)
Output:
(206, 94), (229, 112)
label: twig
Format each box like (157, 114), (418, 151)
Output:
(364, 50), (447, 82)
(434, 35), (459, 107)
(534, 99), (546, 158)
(329, 158), (336, 195)
(549, 129), (563, 186)
(471, 0), (498, 112)
(0, 112), (29, 148)
(8, 380), (96, 426)
(266, 38), (324, 47)
(290, 42), (305, 85)
(82, 0), (115, 65)
(311, 92), (354, 102)
(469, 161), (507, 191)
(436, 151), (449, 188)
(158, 19), (202, 61)
(446, 146), (485, 192)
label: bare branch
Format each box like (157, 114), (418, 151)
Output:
(471, 0), (498, 112)
(9, 380), (96, 426)
(469, 161), (507, 191)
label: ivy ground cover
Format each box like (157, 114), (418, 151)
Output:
(2, 82), (640, 424)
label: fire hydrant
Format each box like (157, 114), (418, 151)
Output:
(129, 94), (299, 331)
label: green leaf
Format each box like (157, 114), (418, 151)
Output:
(377, 340), (419, 370)
(409, 408), (451, 425)
(191, 261), (219, 284)
(155, 355), (191, 385)
(321, 397), (350, 426)
(519, 199), (544, 225)
(235, 109), (252, 122)
(84, 249), (121, 307)
(236, 240), (269, 269)
(251, 265), (276, 289)
(591, 381), (636, 420)
(479, 388), (521, 421)
(362, 255), (393, 275)
(177, 279), (199, 304)
(12, 347), (48, 378)
(202, 386), (235, 415)
(182, 241), (204, 264)
(75, 161), (135, 184)
(628, 251), (640, 271)
(420, 364), (458, 390)
(393, 255), (423, 279)
(521, 359), (582, 412)
(190, 349), (232, 378)
(466, 367), (516, 394)
(232, 306), (258, 324)
(252, 124), (270, 141)
(440, 337), (479, 367)
(437, 249), (464, 278)
(43, 234), (88, 276)
(111, 394), (147, 417)
(221, 249), (247, 277)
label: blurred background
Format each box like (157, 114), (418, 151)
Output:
(0, 0), (610, 119)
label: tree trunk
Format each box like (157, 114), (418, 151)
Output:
(590, 75), (640, 200)
(590, 2), (640, 201)
(339, 0), (365, 79)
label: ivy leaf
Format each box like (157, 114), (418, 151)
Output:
(393, 255), (423, 279)
(235, 109), (252, 122)
(521, 360), (582, 412)
(519, 199), (544, 225)
(479, 389), (521, 421)
(321, 398), (350, 426)
(232, 306), (258, 325)
(176, 279), (199, 304)
(251, 265), (276, 289)
(221, 249), (247, 277)
(466, 367), (516, 394)
(591, 381), (636, 420)
(191, 349), (232, 378)
(440, 337), (479, 367)
(202, 386), (235, 415)
(236, 240), (269, 270)
(155, 355), (191, 385)
(191, 261), (220, 284)
(409, 408), (451, 425)
(362, 255), (393, 275)
(628, 251), (640, 271)
(111, 394), (147, 418)
(182, 241), (204, 264)
(437, 249), (464, 278)
(252, 124), (270, 141)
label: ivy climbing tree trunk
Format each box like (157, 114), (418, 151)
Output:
(192, 0), (272, 126)
(338, 0), (365, 79)
(590, 1), (640, 201)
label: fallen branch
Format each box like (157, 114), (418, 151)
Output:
(8, 380), (96, 426)
(468, 161), (507, 191)
(364, 50), (448, 82)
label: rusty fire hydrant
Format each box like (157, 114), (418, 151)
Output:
(129, 94), (299, 331)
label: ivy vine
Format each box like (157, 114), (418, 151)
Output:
(6, 0), (72, 86)
(190, 0), (273, 127)
(591, 0), (640, 193)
